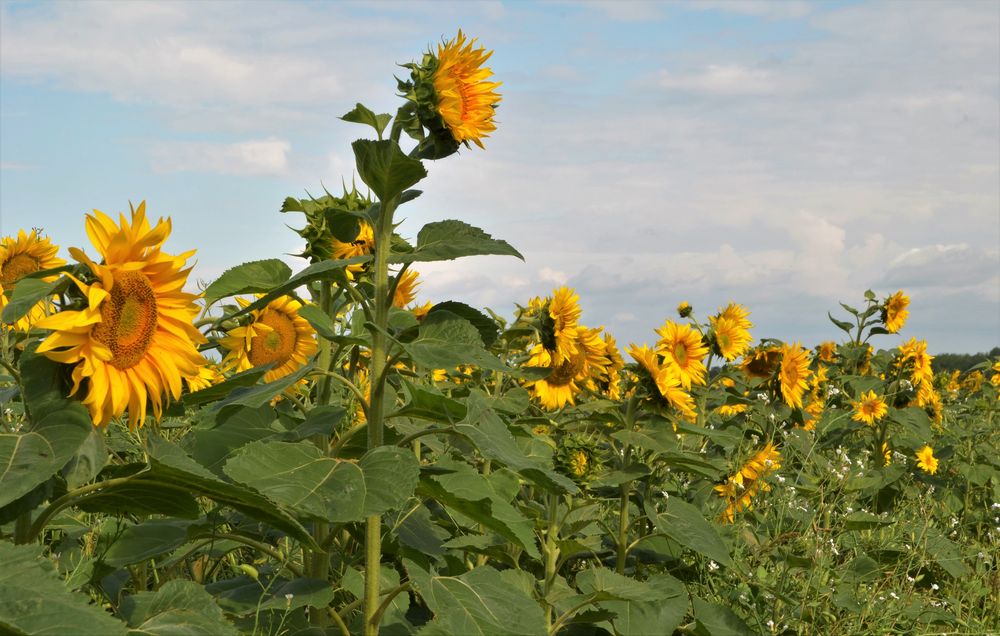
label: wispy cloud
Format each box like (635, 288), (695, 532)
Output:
(149, 139), (291, 176)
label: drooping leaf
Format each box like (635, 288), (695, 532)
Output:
(692, 596), (752, 636)
(403, 311), (513, 373)
(102, 519), (196, 568)
(392, 379), (468, 423)
(182, 366), (271, 408)
(209, 364), (313, 416)
(391, 219), (522, 264)
(425, 301), (500, 347)
(203, 259), (292, 306)
(602, 573), (688, 636)
(575, 568), (662, 602)
(0, 542), (128, 635)
(296, 303), (338, 340)
(352, 139), (427, 203)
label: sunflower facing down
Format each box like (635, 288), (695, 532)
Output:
(778, 342), (811, 409)
(526, 325), (608, 411)
(392, 269), (421, 308)
(219, 295), (318, 384)
(330, 220), (374, 280)
(432, 31), (502, 148)
(36, 203), (206, 428)
(627, 344), (697, 422)
(882, 290), (909, 334)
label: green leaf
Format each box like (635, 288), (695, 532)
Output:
(341, 103), (392, 138)
(404, 311), (513, 373)
(224, 442), (420, 523)
(0, 543), (128, 635)
(296, 303), (338, 340)
(1, 276), (68, 324)
(392, 380), (467, 424)
(843, 511), (894, 531)
(0, 387), (93, 509)
(455, 392), (578, 494)
(226, 256), (372, 322)
(419, 464), (540, 559)
(426, 301), (500, 347)
(655, 498), (732, 567)
(122, 580), (238, 636)
(575, 568), (662, 602)
(407, 564), (546, 636)
(103, 519), (195, 568)
(828, 312), (855, 334)
(925, 530), (971, 578)
(210, 364), (313, 416)
(182, 366), (270, 407)
(203, 259), (292, 306)
(189, 405), (277, 476)
(352, 139), (427, 203)
(602, 574), (688, 636)
(391, 219), (522, 264)
(77, 479), (201, 519)
(692, 596), (752, 636)
(63, 427), (109, 489)
(143, 437), (316, 547)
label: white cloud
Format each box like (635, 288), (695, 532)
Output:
(657, 64), (788, 95)
(692, 0), (814, 20)
(149, 139), (291, 176)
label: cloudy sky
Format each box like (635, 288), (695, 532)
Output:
(1, 0), (997, 353)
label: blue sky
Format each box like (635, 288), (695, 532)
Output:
(2, 0), (997, 353)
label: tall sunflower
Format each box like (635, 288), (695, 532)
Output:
(0, 230), (66, 331)
(882, 290), (909, 334)
(898, 338), (934, 387)
(778, 342), (811, 409)
(392, 269), (421, 308)
(432, 31), (502, 148)
(714, 442), (781, 523)
(526, 325), (608, 411)
(219, 295), (318, 383)
(543, 286), (582, 365)
(655, 320), (708, 389)
(36, 203), (206, 428)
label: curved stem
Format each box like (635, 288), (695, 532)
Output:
(394, 426), (462, 448)
(317, 370), (371, 422)
(369, 582), (411, 629)
(196, 532), (305, 578)
(27, 475), (139, 542)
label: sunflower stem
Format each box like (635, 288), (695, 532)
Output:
(363, 194), (399, 636)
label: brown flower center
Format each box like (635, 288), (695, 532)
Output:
(0, 253), (41, 284)
(93, 272), (158, 370)
(248, 310), (297, 368)
(547, 347), (586, 388)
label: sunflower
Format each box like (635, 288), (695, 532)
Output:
(186, 363), (225, 393)
(526, 325), (608, 410)
(35, 203), (206, 428)
(431, 30), (502, 148)
(915, 445), (938, 475)
(881, 442), (892, 467)
(219, 295), (318, 384)
(710, 303), (753, 361)
(393, 269), (421, 308)
(1, 230), (66, 331)
(817, 341), (837, 363)
(627, 344), (696, 421)
(992, 361), (1000, 388)
(0, 229), (65, 285)
(898, 338), (934, 387)
(882, 290), (909, 334)
(961, 370), (984, 393)
(717, 403), (748, 417)
(596, 331), (625, 400)
(330, 221), (374, 280)
(740, 345), (781, 379)
(655, 320), (708, 389)
(676, 301), (692, 318)
(915, 382), (943, 426)
(544, 286), (582, 365)
(851, 390), (888, 425)
(714, 442), (781, 523)
(778, 343), (811, 409)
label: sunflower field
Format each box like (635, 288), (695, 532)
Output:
(1, 32), (998, 636)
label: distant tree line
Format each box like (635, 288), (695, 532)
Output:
(932, 347), (999, 373)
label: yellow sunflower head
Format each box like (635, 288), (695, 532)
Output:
(35, 202), (206, 428)
(881, 442), (892, 467)
(740, 344), (781, 379)
(710, 304), (753, 361)
(655, 320), (708, 389)
(540, 286), (582, 365)
(817, 341), (837, 363)
(1, 229), (66, 285)
(676, 301), (692, 318)
(915, 445), (938, 475)
(329, 220), (375, 281)
(596, 331), (625, 400)
(219, 295), (318, 384)
(882, 290), (910, 334)
(778, 342), (811, 409)
(897, 337), (934, 387)
(626, 343), (697, 421)
(525, 325), (608, 411)
(851, 390), (888, 425)
(401, 30), (502, 158)
(393, 269), (421, 309)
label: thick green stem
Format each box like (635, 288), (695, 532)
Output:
(363, 195), (399, 636)
(542, 493), (561, 631)
(616, 445), (632, 574)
